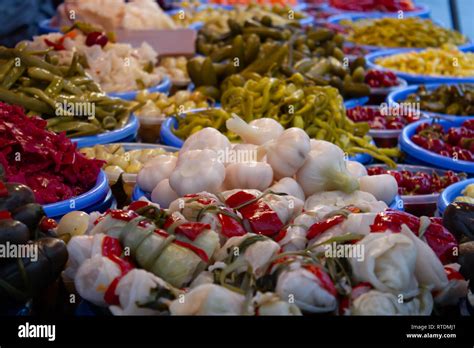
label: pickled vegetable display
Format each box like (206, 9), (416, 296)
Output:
(27, 22), (165, 93)
(329, 0), (416, 12)
(341, 17), (468, 48)
(173, 73), (399, 166)
(374, 46), (474, 77)
(402, 84), (474, 116)
(172, 4), (308, 32)
(0, 46), (133, 137)
(192, 18), (371, 99)
(0, 102), (103, 204)
(411, 120), (474, 162)
(80, 144), (174, 177)
(135, 90), (212, 119)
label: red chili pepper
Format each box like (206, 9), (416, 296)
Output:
(108, 209), (150, 228)
(153, 228), (209, 262)
(107, 253), (134, 275)
(44, 38), (65, 51)
(0, 181), (8, 198)
(225, 191), (284, 237)
(0, 211), (12, 220)
(303, 264), (337, 296)
(163, 213), (183, 230)
(102, 236), (123, 259)
(174, 240), (209, 263)
(154, 228), (170, 238)
(183, 194), (216, 206)
(306, 215), (345, 240)
(175, 222), (211, 241)
(370, 210), (458, 264)
(217, 213), (246, 238)
(39, 217), (58, 231)
(273, 227), (288, 243)
(127, 200), (149, 211)
(104, 276), (122, 305)
(445, 266), (465, 281)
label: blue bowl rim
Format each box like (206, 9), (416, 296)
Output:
(365, 48), (474, 83)
(399, 118), (474, 173)
(108, 76), (172, 100)
(72, 114), (139, 149)
(344, 96), (369, 109)
(438, 178), (474, 215)
(387, 83), (474, 119)
(43, 170), (109, 218)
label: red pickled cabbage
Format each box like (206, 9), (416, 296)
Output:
(0, 102), (104, 204)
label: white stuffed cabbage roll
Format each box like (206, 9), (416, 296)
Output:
(304, 191), (388, 213)
(274, 259), (338, 313)
(214, 234), (280, 278)
(253, 292), (302, 316)
(170, 284), (246, 315)
(349, 232), (419, 298)
(109, 269), (180, 316)
(75, 255), (122, 307)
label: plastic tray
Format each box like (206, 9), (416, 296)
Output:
(72, 114), (139, 149)
(367, 164), (461, 216)
(438, 178), (474, 215)
(365, 49), (474, 84)
(43, 170), (109, 219)
(399, 118), (474, 174)
(107, 76), (172, 100)
(387, 83), (474, 121)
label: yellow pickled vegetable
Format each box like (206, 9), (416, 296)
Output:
(344, 18), (467, 48)
(375, 46), (474, 77)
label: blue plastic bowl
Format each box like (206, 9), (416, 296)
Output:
(160, 107), (216, 148)
(72, 114), (139, 149)
(132, 185), (151, 202)
(365, 49), (474, 84)
(438, 178), (474, 215)
(344, 96), (369, 109)
(326, 3), (430, 19)
(43, 170), (109, 219)
(390, 195), (404, 211)
(38, 18), (60, 34)
(327, 14), (469, 52)
(399, 118), (474, 174)
(108, 76), (172, 101)
(387, 83), (474, 121)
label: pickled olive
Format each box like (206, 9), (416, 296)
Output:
(404, 84), (474, 116)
